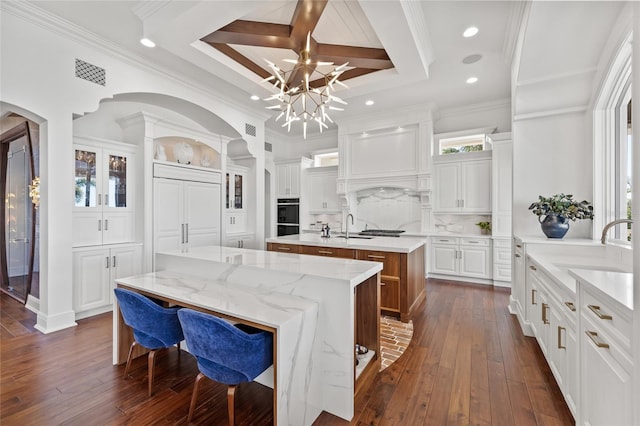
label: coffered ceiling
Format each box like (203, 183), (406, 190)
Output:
(29, 0), (515, 137)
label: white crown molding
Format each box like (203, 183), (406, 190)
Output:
(400, 1), (435, 75)
(516, 67), (598, 88)
(131, 0), (171, 21)
(502, 1), (528, 66)
(435, 98), (511, 120)
(0, 1), (265, 121)
(513, 105), (588, 122)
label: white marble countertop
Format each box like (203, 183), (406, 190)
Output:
(569, 268), (633, 311)
(526, 251), (633, 309)
(116, 270), (317, 328)
(157, 245), (382, 287)
(515, 234), (601, 245)
(266, 234), (425, 253)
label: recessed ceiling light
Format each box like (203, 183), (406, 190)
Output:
(463, 26), (479, 38)
(250, 95), (260, 101)
(365, 100), (375, 106)
(140, 38), (156, 48)
(466, 76), (479, 84)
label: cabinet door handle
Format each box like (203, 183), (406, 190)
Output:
(185, 224), (189, 243)
(558, 326), (566, 349)
(112, 256), (116, 268)
(516, 244), (522, 248)
(367, 255), (386, 260)
(460, 199), (464, 208)
(98, 194), (102, 205)
(588, 304), (612, 320)
(318, 250), (333, 255)
(585, 330), (610, 349)
(104, 219), (108, 231)
(181, 224), (185, 244)
(105, 256), (110, 269)
(529, 265), (537, 271)
(514, 253), (521, 258)
(105, 194), (109, 206)
(564, 301), (576, 312)
(542, 303), (549, 324)
(380, 282), (387, 286)
(98, 220), (102, 231)
(278, 247), (291, 251)
(531, 289), (537, 305)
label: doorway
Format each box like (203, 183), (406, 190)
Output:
(1, 116), (39, 303)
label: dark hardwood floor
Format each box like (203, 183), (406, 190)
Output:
(0, 279), (573, 425)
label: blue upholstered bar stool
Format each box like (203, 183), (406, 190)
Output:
(177, 308), (273, 425)
(114, 288), (184, 397)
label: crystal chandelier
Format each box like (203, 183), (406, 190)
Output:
(263, 33), (348, 139)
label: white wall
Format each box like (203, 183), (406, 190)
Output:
(512, 112), (593, 237)
(1, 5), (266, 332)
(433, 99), (511, 134)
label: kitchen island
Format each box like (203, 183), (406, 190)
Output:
(266, 234), (426, 322)
(114, 245), (382, 426)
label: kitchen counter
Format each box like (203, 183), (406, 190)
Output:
(115, 246), (381, 425)
(266, 233), (425, 253)
(569, 268), (633, 311)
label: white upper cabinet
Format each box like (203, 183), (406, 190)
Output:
(434, 155), (491, 213)
(276, 158), (311, 198)
(307, 166), (340, 213)
(73, 139), (135, 247)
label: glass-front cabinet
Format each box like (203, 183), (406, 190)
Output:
(225, 164), (247, 235)
(74, 146), (129, 211)
(72, 139), (135, 247)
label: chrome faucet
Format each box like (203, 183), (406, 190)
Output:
(346, 213), (354, 239)
(600, 218), (633, 244)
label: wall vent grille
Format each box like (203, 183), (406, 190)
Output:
(265, 142), (273, 152)
(245, 123), (256, 137)
(75, 59), (106, 86)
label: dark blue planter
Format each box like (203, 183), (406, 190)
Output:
(539, 214), (570, 238)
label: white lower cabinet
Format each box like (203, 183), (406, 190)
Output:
(73, 244), (142, 319)
(579, 284), (633, 426)
(492, 238), (512, 285)
(225, 233), (255, 249)
(430, 237), (491, 280)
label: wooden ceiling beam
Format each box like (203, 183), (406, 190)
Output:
(289, 0), (328, 52)
(210, 43), (272, 80)
(315, 44), (394, 70)
(201, 20), (295, 50)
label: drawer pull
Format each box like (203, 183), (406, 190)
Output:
(467, 240), (480, 244)
(318, 250), (333, 255)
(367, 255), (386, 260)
(529, 265), (537, 271)
(278, 247), (291, 251)
(558, 326), (566, 349)
(380, 282), (387, 286)
(514, 253), (521, 258)
(531, 289), (537, 305)
(516, 244), (522, 248)
(585, 330), (610, 349)
(564, 301), (576, 312)
(588, 305), (612, 320)
(438, 239), (451, 242)
(542, 303), (550, 324)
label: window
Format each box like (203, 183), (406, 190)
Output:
(439, 133), (486, 154)
(433, 127), (495, 156)
(616, 99), (632, 241)
(594, 32), (632, 243)
(312, 150), (338, 167)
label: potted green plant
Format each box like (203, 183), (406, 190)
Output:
(475, 221), (491, 235)
(528, 193), (593, 238)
